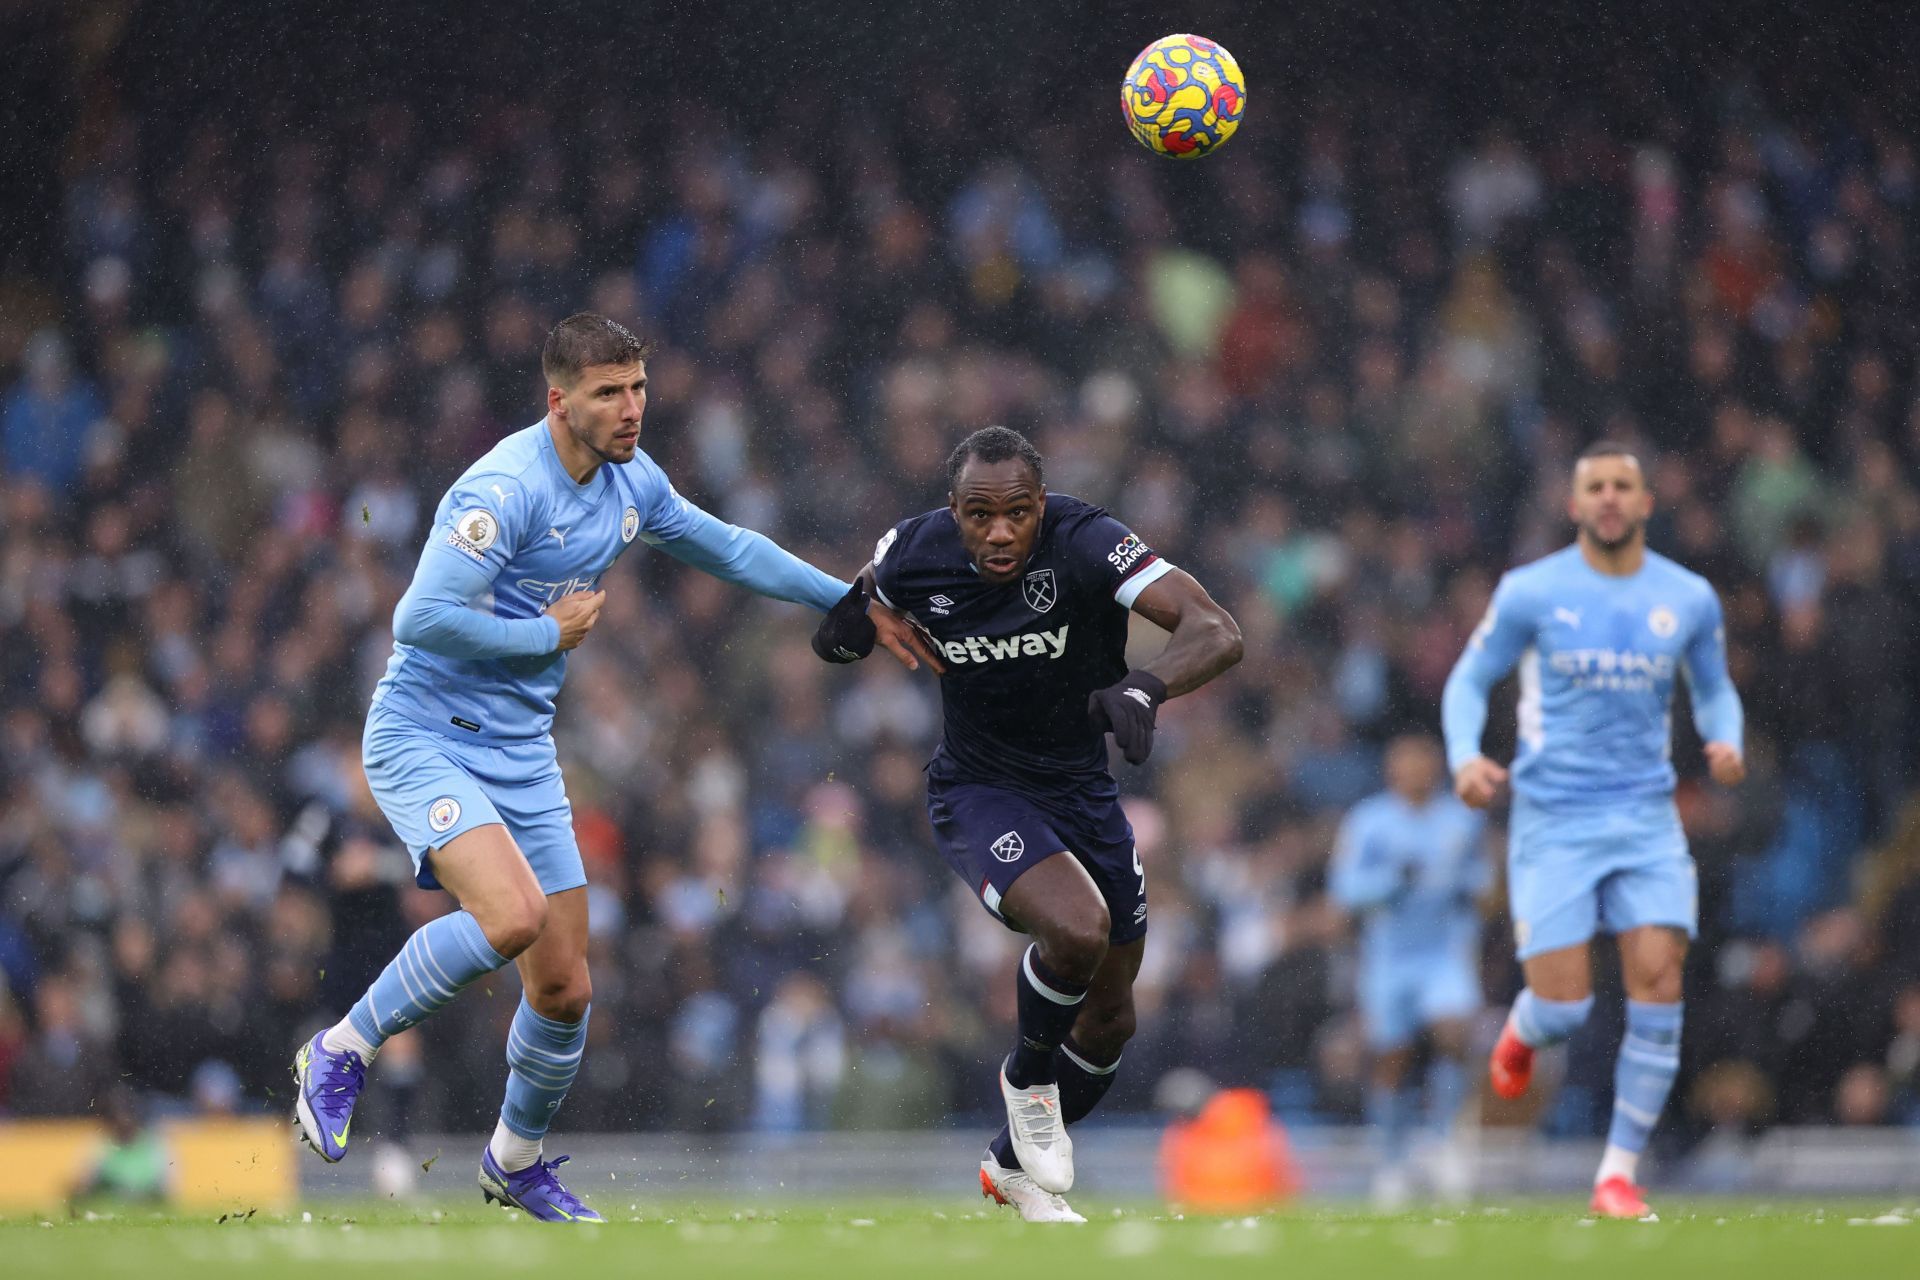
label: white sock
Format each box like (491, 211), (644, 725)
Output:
(321, 1018), (380, 1063)
(1595, 1143), (1640, 1186)
(489, 1119), (543, 1173)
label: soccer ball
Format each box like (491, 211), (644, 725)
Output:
(1122, 34), (1247, 159)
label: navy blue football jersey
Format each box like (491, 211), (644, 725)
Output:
(871, 494), (1174, 790)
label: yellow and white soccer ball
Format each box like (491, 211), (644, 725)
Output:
(1121, 34), (1247, 159)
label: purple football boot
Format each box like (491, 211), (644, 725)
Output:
(292, 1030), (366, 1163)
(479, 1148), (605, 1223)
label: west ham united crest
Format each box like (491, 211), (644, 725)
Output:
(1022, 569), (1056, 613)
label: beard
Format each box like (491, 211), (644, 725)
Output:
(1581, 518), (1644, 552)
(572, 419), (636, 465)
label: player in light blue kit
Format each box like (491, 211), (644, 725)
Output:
(1442, 443), (1745, 1219)
(291, 314), (934, 1222)
(1330, 734), (1488, 1207)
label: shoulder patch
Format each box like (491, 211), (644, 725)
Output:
(1107, 533), (1151, 574)
(874, 527), (899, 565)
(454, 508), (499, 551)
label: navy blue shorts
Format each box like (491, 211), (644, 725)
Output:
(926, 771), (1147, 945)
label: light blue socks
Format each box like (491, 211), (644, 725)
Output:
(339, 910), (509, 1052)
(1606, 1000), (1682, 1156)
(500, 996), (590, 1141)
(1510, 989), (1594, 1047)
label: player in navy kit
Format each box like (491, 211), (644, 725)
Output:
(291, 314), (936, 1222)
(812, 426), (1243, 1221)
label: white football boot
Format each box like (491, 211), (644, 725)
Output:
(1000, 1063), (1074, 1193)
(980, 1153), (1086, 1223)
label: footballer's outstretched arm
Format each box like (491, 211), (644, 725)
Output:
(1127, 568), (1244, 698)
(645, 500), (850, 611)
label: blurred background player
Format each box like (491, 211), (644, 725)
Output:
(292, 313), (934, 1223)
(813, 426), (1243, 1221)
(1330, 733), (1488, 1208)
(1443, 443), (1746, 1219)
(69, 1086), (168, 1209)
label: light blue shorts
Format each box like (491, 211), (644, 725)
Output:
(361, 707), (584, 897)
(1506, 795), (1697, 960)
(1357, 949), (1481, 1051)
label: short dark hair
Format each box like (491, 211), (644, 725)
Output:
(542, 312), (651, 387)
(945, 426), (1044, 489)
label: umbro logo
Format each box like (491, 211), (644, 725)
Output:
(928, 594), (953, 616)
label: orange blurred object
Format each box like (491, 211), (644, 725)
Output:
(1159, 1087), (1301, 1210)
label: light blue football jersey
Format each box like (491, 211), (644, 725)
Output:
(372, 420), (820, 742)
(1442, 546), (1743, 810)
(1330, 790), (1488, 961)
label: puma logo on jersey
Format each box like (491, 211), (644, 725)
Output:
(937, 625), (1069, 665)
(1553, 606), (1582, 629)
(489, 484), (515, 503)
(548, 526), (570, 548)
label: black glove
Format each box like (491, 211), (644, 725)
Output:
(811, 580), (877, 663)
(1087, 670), (1168, 765)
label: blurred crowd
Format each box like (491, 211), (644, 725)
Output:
(5, 34), (1920, 1168)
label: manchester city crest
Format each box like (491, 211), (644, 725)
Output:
(621, 506), (639, 543)
(427, 796), (462, 833)
(1022, 569), (1056, 613)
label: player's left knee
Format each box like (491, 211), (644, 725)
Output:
(1635, 968), (1683, 1005)
(529, 972), (592, 1023)
(1625, 932), (1687, 1004)
(1040, 912), (1111, 984)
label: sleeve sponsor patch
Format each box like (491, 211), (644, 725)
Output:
(873, 527), (898, 565)
(446, 507), (499, 560)
(1108, 533), (1152, 574)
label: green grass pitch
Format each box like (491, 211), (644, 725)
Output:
(6, 1198), (1914, 1278)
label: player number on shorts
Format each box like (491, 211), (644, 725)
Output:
(1132, 846), (1145, 896)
